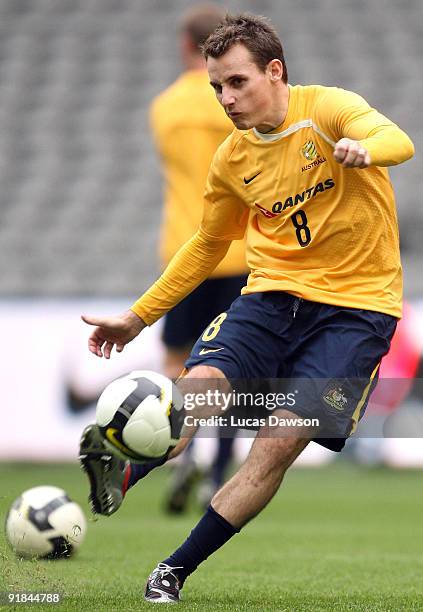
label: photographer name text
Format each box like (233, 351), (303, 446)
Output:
(184, 415), (319, 428)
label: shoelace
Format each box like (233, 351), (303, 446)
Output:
(155, 563), (184, 581)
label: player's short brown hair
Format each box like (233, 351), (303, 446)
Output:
(202, 13), (288, 83)
(180, 4), (225, 50)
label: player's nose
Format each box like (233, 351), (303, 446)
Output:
(221, 88), (236, 108)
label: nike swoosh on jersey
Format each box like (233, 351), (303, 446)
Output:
(243, 172), (261, 184)
(199, 347), (225, 355)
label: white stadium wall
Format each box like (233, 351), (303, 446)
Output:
(0, 299), (164, 461)
(1, 299), (423, 465)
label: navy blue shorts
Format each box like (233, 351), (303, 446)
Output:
(185, 291), (397, 452)
(162, 275), (247, 349)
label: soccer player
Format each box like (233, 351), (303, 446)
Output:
(80, 13), (414, 603)
(150, 4), (248, 512)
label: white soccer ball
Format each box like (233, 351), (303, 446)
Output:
(5, 486), (86, 559)
(96, 370), (185, 463)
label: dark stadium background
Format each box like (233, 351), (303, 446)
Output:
(0, 0), (421, 296)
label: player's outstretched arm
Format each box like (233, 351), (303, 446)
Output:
(81, 310), (146, 359)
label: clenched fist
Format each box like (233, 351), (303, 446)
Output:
(333, 138), (371, 169)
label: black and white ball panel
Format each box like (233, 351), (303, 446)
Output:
(96, 370), (185, 462)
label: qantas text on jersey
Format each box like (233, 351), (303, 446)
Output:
(253, 178), (335, 218)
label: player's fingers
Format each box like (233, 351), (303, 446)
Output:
(87, 327), (110, 358)
(87, 336), (103, 357)
(95, 341), (105, 358)
(358, 151), (371, 168)
(333, 138), (352, 163)
(104, 341), (114, 360)
(333, 144), (348, 163)
(87, 340), (98, 356)
(116, 343), (125, 353)
(346, 147), (369, 169)
(81, 314), (116, 328)
(97, 339), (108, 358)
(353, 147), (367, 167)
(82, 314), (97, 326)
(342, 143), (361, 167)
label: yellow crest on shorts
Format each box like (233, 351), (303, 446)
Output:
(323, 387), (348, 411)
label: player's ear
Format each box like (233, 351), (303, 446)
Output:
(267, 59), (283, 82)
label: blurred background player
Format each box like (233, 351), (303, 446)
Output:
(150, 4), (248, 513)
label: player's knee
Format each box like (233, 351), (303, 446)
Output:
(178, 364), (230, 398)
(251, 438), (304, 478)
(176, 365), (230, 419)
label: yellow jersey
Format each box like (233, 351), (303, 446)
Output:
(133, 85), (414, 324)
(150, 69), (247, 277)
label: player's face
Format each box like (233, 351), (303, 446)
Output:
(208, 43), (283, 132)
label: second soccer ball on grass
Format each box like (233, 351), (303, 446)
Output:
(5, 486), (86, 559)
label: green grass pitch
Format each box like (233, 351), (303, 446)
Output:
(1, 461), (423, 611)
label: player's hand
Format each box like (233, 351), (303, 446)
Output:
(333, 138), (371, 168)
(81, 309), (146, 359)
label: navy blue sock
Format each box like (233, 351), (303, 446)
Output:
(162, 505), (240, 585)
(126, 455), (168, 490)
